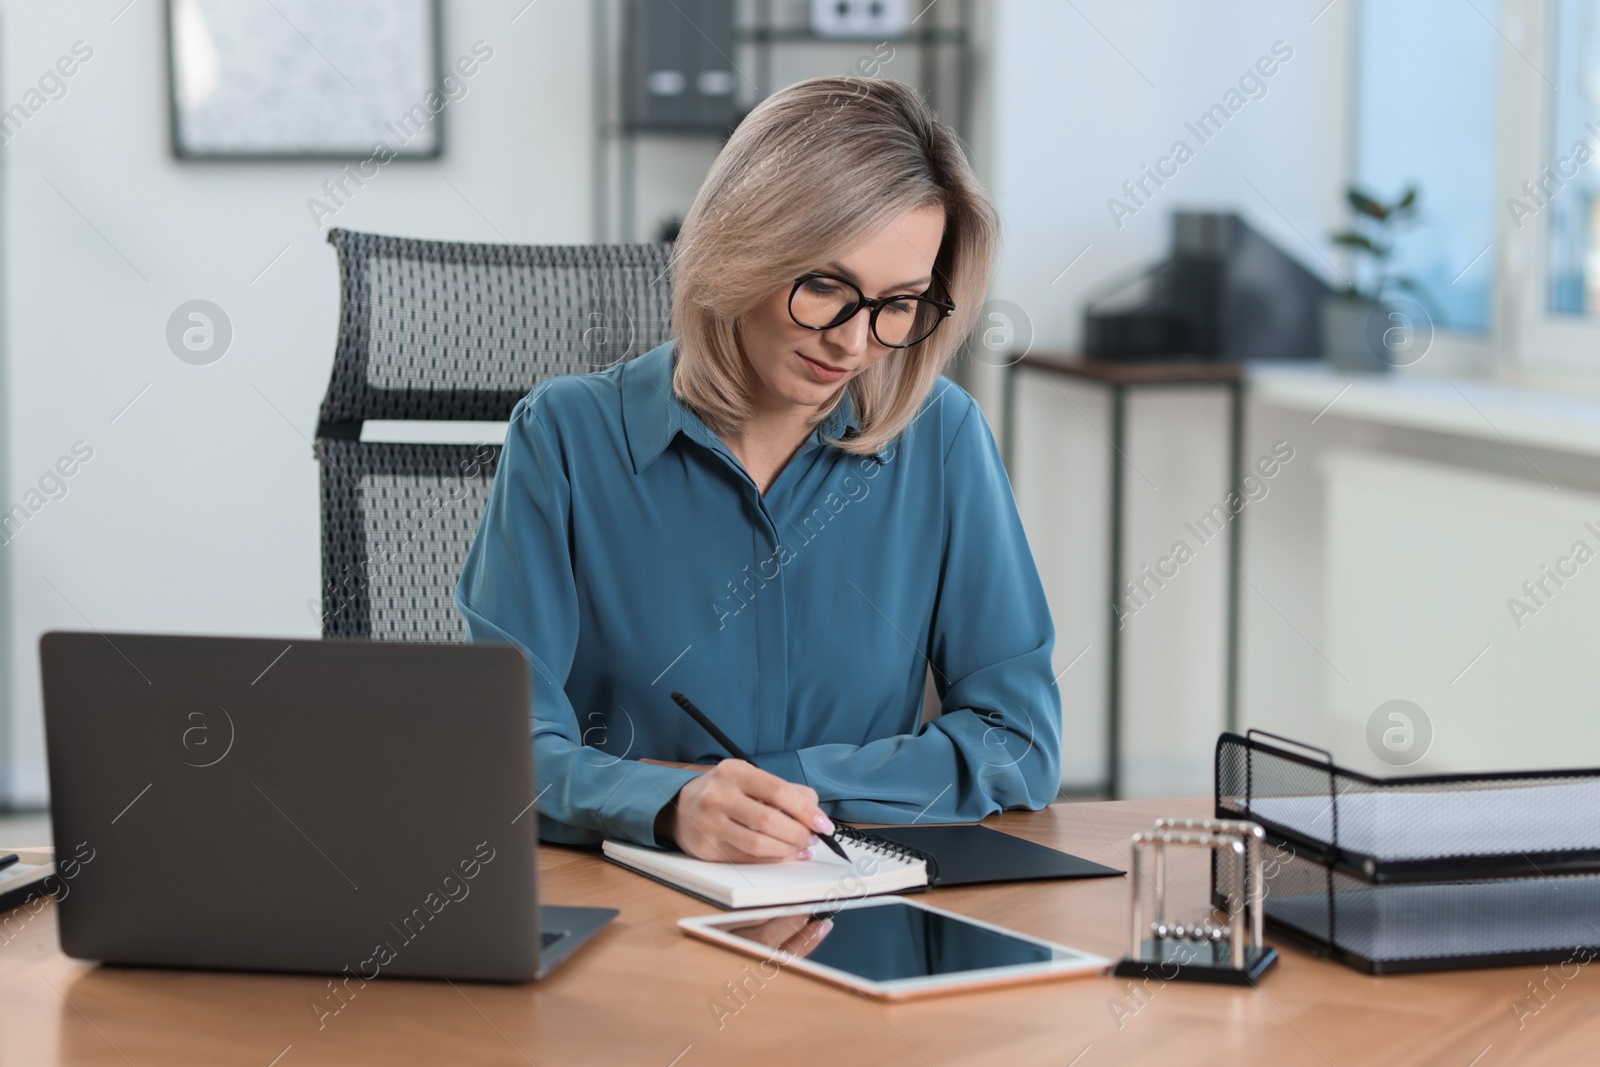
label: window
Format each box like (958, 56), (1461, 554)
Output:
(1354, 0), (1500, 334)
(1496, 0), (1600, 371)
(1352, 0), (1600, 372)
(1547, 0), (1600, 316)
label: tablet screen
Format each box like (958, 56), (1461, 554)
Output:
(716, 901), (1055, 982)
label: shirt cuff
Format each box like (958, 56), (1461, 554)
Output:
(749, 749), (807, 785)
(536, 813), (603, 847)
(600, 762), (702, 848)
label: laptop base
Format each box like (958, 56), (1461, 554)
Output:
(536, 905), (618, 978)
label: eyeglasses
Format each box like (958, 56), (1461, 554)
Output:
(788, 272), (955, 349)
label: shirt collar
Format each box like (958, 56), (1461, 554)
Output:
(621, 340), (882, 475)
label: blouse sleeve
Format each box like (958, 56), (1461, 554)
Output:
(749, 397), (1063, 821)
(455, 386), (699, 847)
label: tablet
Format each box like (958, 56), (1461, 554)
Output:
(679, 895), (1110, 1000)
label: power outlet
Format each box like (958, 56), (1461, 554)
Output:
(809, 0), (910, 39)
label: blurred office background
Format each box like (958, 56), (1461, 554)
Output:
(2, 0), (1598, 811)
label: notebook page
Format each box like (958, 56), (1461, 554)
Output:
(0, 862), (47, 889)
(603, 834), (927, 908)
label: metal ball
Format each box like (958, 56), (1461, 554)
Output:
(1209, 925), (1227, 942)
(1153, 923), (1169, 939)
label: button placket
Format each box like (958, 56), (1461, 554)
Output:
(747, 499), (789, 758)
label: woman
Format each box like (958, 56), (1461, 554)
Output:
(456, 75), (1060, 864)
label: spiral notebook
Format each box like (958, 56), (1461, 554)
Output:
(0, 849), (57, 914)
(602, 824), (1123, 909)
(602, 826), (931, 909)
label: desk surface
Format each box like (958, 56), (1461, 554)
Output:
(2, 797), (1592, 1067)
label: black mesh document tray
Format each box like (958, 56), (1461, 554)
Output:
(1213, 730), (1600, 974)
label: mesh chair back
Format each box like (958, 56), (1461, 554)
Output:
(314, 228), (675, 641)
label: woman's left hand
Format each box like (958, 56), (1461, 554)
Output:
(639, 758), (717, 773)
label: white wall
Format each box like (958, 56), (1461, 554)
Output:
(0, 0), (1363, 804)
(1, 0), (594, 805)
(980, 0), (1353, 795)
(974, 0), (1351, 389)
(1239, 385), (1600, 777)
(1324, 451), (1600, 773)
(1012, 372), (1239, 796)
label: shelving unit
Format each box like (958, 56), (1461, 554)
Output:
(590, 0), (974, 243)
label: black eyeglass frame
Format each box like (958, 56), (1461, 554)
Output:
(787, 272), (956, 349)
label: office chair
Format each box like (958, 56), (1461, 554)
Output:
(313, 227), (675, 641)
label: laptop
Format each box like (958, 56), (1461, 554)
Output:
(38, 631), (615, 981)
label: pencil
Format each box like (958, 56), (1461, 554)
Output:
(667, 690), (850, 862)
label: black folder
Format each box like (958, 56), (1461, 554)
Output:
(864, 825), (1123, 887)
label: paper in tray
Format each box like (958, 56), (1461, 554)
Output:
(1246, 783), (1600, 862)
(1267, 876), (1600, 973)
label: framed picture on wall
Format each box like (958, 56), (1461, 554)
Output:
(166, 0), (442, 160)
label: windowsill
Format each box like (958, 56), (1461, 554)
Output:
(1248, 360), (1600, 459)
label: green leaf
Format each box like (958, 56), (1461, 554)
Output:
(1348, 188), (1389, 221)
(1330, 230), (1378, 253)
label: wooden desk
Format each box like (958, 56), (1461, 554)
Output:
(2, 798), (1591, 1066)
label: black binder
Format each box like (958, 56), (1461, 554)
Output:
(864, 825), (1123, 886)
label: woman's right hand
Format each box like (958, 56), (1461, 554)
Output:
(654, 759), (836, 863)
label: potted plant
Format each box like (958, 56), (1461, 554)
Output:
(1322, 185), (1428, 372)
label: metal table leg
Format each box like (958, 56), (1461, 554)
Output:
(1224, 380), (1243, 734)
(1001, 361), (1016, 474)
(1106, 384), (1126, 799)
(1007, 361), (1241, 800)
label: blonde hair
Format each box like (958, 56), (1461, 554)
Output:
(669, 75), (999, 457)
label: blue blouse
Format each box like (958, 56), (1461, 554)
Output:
(454, 339), (1061, 847)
